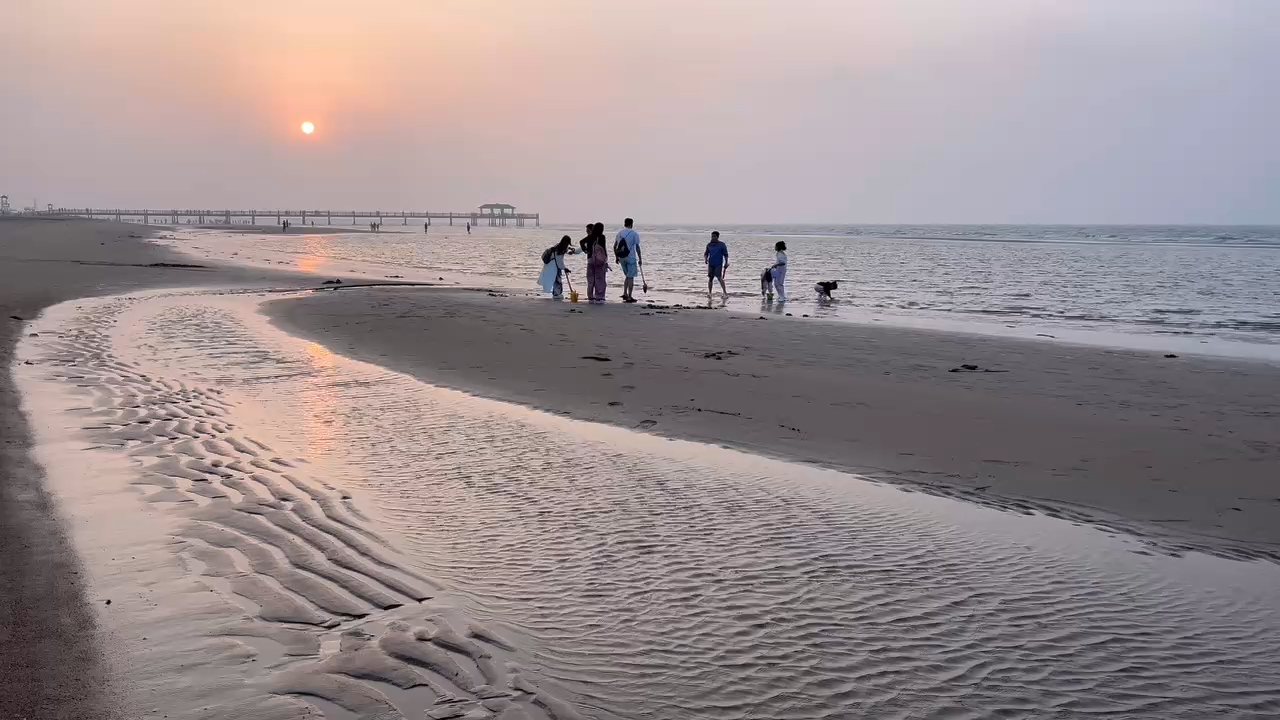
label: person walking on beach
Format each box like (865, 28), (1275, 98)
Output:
(614, 218), (642, 303)
(771, 241), (789, 302)
(538, 235), (574, 299)
(586, 222), (609, 302)
(705, 230), (729, 300)
(466, 222), (471, 234)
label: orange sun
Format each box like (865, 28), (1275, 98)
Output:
(301, 121), (315, 135)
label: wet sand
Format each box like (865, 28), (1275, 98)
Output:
(0, 219), (311, 718)
(267, 287), (1280, 559)
(18, 284), (1280, 719)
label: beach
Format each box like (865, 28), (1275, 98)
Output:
(267, 286), (1280, 557)
(5, 220), (1280, 719)
(0, 219), (312, 718)
(0, 219), (207, 719)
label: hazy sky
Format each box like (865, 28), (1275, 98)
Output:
(3, 0), (1277, 224)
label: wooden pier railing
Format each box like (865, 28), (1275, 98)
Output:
(46, 208), (540, 227)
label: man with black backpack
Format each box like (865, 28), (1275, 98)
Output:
(614, 217), (642, 303)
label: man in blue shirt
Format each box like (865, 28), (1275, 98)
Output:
(704, 230), (729, 299)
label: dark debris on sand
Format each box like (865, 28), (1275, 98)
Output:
(949, 364), (1010, 374)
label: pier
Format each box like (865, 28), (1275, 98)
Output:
(46, 204), (539, 228)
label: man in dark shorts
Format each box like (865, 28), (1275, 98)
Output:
(704, 230), (729, 299)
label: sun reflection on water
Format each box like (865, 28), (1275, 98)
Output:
(296, 235), (335, 274)
(300, 341), (338, 456)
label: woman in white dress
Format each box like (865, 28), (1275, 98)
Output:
(771, 241), (788, 302)
(538, 235), (575, 298)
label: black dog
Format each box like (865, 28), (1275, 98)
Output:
(815, 280), (839, 299)
(760, 267), (774, 296)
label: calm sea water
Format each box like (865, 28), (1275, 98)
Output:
(189, 223), (1280, 356)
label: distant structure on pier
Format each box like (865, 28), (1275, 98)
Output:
(478, 203), (518, 226)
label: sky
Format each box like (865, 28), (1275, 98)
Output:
(2, 0), (1277, 224)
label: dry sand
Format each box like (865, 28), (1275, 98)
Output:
(0, 218), (313, 718)
(267, 287), (1280, 559)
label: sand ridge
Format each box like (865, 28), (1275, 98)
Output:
(267, 287), (1280, 559)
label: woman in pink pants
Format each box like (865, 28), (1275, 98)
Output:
(586, 222), (609, 302)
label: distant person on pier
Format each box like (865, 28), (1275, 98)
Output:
(614, 218), (642, 303)
(538, 235), (575, 299)
(705, 230), (729, 300)
(586, 222), (609, 303)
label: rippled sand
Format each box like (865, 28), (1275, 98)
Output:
(16, 287), (1280, 719)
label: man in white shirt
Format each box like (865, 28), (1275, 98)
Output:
(614, 217), (642, 303)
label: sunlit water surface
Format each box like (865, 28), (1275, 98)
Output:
(157, 223), (1280, 359)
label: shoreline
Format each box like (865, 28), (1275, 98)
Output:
(152, 224), (1280, 364)
(266, 286), (1280, 561)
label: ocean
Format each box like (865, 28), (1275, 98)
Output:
(176, 223), (1280, 358)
